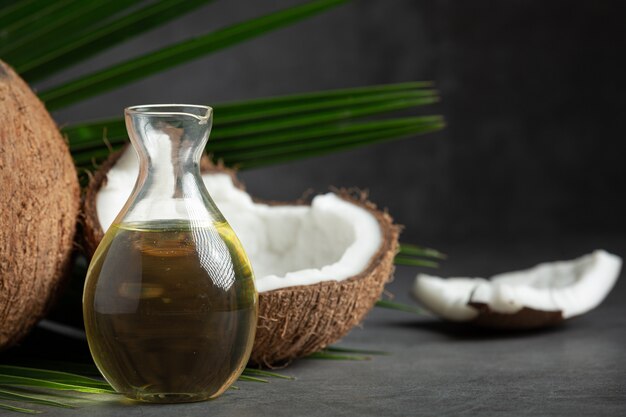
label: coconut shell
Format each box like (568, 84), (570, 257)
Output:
(0, 61), (80, 349)
(82, 149), (399, 366)
(468, 302), (564, 330)
(252, 191), (399, 366)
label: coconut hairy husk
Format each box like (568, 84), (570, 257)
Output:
(468, 303), (564, 329)
(413, 250), (621, 330)
(82, 148), (399, 367)
(252, 192), (399, 366)
(0, 60), (80, 350)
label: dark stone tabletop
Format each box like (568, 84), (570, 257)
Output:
(2, 234), (624, 416)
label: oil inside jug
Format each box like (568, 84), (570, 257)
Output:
(84, 219), (257, 403)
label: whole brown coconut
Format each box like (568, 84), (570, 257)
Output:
(0, 61), (80, 350)
(83, 149), (399, 367)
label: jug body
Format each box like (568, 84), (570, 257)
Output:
(83, 105), (257, 403)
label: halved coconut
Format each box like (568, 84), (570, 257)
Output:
(413, 250), (622, 329)
(0, 61), (80, 349)
(83, 147), (399, 366)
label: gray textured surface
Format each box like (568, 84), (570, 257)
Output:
(3, 235), (624, 416)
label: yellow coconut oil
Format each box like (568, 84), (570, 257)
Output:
(83, 220), (257, 403)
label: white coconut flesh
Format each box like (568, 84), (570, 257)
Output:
(96, 148), (382, 293)
(413, 250), (622, 321)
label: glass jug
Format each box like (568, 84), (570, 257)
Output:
(83, 105), (257, 403)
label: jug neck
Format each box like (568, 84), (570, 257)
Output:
(113, 104), (224, 227)
(125, 104), (213, 199)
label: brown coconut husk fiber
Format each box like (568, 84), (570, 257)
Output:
(0, 60), (80, 350)
(252, 191), (399, 366)
(468, 302), (564, 329)
(82, 149), (400, 366)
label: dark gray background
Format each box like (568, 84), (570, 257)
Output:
(37, 0), (626, 245)
(7, 3), (626, 415)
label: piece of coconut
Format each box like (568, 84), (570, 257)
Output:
(0, 61), (80, 349)
(82, 147), (399, 366)
(413, 250), (622, 329)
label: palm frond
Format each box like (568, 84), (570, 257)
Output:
(398, 243), (446, 259)
(212, 95), (437, 140)
(393, 243), (446, 268)
(61, 82), (442, 171)
(215, 81), (433, 113)
(242, 369), (295, 380)
(209, 116), (437, 153)
(304, 344), (390, 361)
(0, 402), (39, 414)
(305, 351), (370, 361)
(63, 82), (434, 146)
(13, 0), (216, 82)
(0, 366), (110, 390)
(323, 346), (388, 355)
(375, 300), (423, 315)
(237, 375), (269, 383)
(0, 375), (113, 394)
(0, 389), (74, 409)
(393, 256), (439, 268)
(0, 363), (294, 413)
(219, 117), (443, 169)
(0, 0), (141, 58)
(0, 365), (113, 414)
(39, 0), (349, 110)
(0, 0), (74, 35)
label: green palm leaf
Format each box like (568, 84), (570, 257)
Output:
(392, 243), (446, 268)
(398, 243), (447, 260)
(305, 351), (370, 361)
(0, 402), (39, 414)
(0, 366), (110, 390)
(62, 82), (434, 146)
(323, 346), (388, 355)
(237, 375), (269, 383)
(13, 0), (216, 82)
(0, 0), (72, 34)
(0, 389), (74, 409)
(62, 82), (442, 171)
(209, 116), (438, 153)
(0, 364), (294, 413)
(0, 0), (28, 11)
(212, 96), (437, 140)
(393, 256), (439, 268)
(0, 0), (140, 58)
(0, 375), (113, 394)
(69, 115), (443, 168)
(39, 0), (349, 110)
(213, 83), (435, 122)
(375, 300), (423, 315)
(212, 90), (436, 129)
(68, 115), (442, 171)
(219, 117), (443, 169)
(242, 369), (295, 380)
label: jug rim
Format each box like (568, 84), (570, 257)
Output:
(125, 104), (212, 122)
